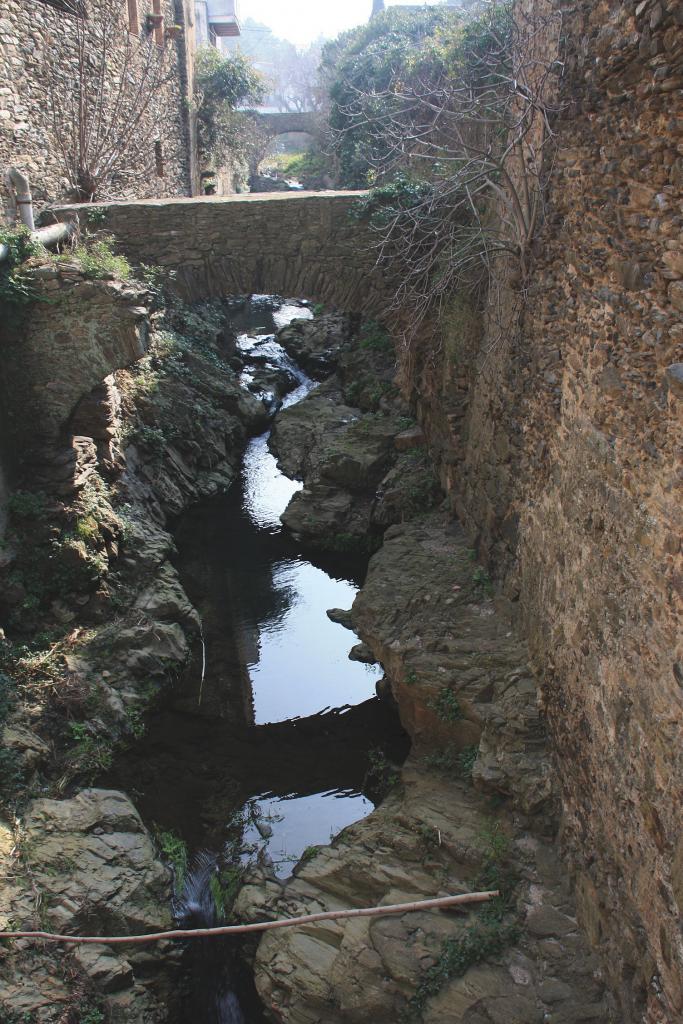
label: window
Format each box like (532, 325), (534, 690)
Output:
(154, 140), (164, 178)
(127, 0), (139, 33)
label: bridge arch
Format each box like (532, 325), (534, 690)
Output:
(248, 111), (321, 178)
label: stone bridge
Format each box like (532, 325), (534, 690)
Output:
(248, 111), (321, 176)
(253, 110), (319, 142)
(52, 191), (394, 314)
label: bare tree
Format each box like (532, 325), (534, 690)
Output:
(43, 0), (177, 201)
(333, 2), (563, 345)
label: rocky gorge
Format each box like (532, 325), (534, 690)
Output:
(1, 275), (616, 1024)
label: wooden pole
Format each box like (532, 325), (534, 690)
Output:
(0, 890), (499, 946)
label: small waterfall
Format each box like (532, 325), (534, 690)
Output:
(174, 852), (245, 1024)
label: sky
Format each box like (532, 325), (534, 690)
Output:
(239, 0), (443, 46)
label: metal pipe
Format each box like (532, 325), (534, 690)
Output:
(7, 166), (35, 231)
(33, 220), (77, 248)
(0, 217), (78, 263)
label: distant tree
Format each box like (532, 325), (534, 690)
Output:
(195, 47), (266, 167)
(321, 6), (453, 187)
(222, 19), (324, 112)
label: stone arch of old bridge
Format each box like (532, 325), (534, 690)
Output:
(249, 111), (320, 176)
(53, 192), (393, 315)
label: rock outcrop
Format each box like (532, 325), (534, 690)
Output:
(277, 314), (354, 379)
(0, 291), (279, 1021)
(0, 789), (177, 1023)
(241, 513), (613, 1022)
(270, 320), (440, 552)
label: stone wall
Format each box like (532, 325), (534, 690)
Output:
(0, 0), (195, 222)
(404, 1), (683, 1020)
(51, 191), (395, 314)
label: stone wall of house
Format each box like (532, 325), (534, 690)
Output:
(403, 1), (682, 1020)
(0, 0), (195, 223)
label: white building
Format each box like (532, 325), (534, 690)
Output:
(195, 0), (240, 46)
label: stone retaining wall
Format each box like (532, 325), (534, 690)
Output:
(406, 1), (683, 1019)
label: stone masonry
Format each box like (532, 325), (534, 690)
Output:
(0, 0), (196, 222)
(403, 1), (683, 1020)
(51, 191), (394, 314)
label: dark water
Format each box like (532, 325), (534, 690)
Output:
(104, 297), (408, 1021)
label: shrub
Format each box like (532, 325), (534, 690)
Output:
(0, 225), (46, 308)
(63, 236), (131, 280)
(157, 830), (188, 893)
(428, 687), (462, 722)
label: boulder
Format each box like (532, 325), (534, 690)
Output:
(277, 314), (353, 379)
(1, 789), (178, 1022)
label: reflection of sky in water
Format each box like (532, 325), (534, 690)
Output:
(236, 296), (378, 858)
(249, 559), (380, 723)
(237, 315), (381, 723)
(244, 790), (373, 877)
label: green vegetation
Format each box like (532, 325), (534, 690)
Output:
(68, 722), (114, 779)
(5, 490), (48, 519)
(2, 478), (119, 630)
(157, 830), (188, 894)
(0, 1009), (38, 1023)
(79, 1010), (105, 1024)
(472, 565), (493, 597)
(124, 706), (146, 740)
(358, 320), (393, 354)
(0, 225), (46, 308)
(324, 3), (512, 187)
(0, 671), (24, 804)
(322, 6), (460, 187)
(137, 262), (173, 309)
(0, 223), (130, 323)
(352, 174), (437, 228)
(402, 918), (518, 1019)
(365, 747), (400, 797)
(428, 687), (462, 723)
(423, 743), (479, 780)
(195, 47), (265, 170)
(129, 424), (167, 456)
(83, 207), (108, 229)
(397, 448), (440, 517)
(298, 844), (322, 867)
(57, 235), (131, 280)
(458, 744), (478, 780)
(275, 147), (333, 186)
(402, 820), (518, 1019)
(210, 864), (244, 920)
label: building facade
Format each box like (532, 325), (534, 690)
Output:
(194, 0), (240, 47)
(0, 0), (200, 222)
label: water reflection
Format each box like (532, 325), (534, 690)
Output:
(105, 295), (405, 892)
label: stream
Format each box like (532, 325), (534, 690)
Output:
(104, 297), (408, 1022)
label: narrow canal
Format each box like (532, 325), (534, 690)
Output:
(104, 297), (408, 1021)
